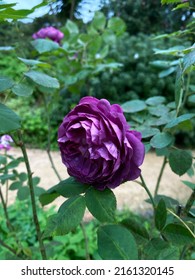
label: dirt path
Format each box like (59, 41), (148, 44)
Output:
(4, 148), (193, 215)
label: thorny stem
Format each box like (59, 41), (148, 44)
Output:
(154, 156), (167, 197)
(183, 189), (195, 216)
(0, 186), (12, 230)
(12, 131), (47, 260)
(80, 222), (90, 260)
(43, 93), (62, 182)
(140, 174), (156, 210)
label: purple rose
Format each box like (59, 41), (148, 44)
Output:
(58, 97), (145, 190)
(32, 26), (64, 44)
(0, 135), (13, 151)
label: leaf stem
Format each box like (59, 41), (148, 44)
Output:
(140, 174), (156, 210)
(154, 156), (167, 196)
(167, 209), (195, 238)
(12, 131), (47, 259)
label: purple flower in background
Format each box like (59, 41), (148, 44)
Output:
(32, 26), (64, 44)
(0, 135), (13, 151)
(58, 97), (145, 190)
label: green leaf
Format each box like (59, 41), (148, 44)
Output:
(43, 195), (86, 237)
(146, 96), (166, 106)
(169, 149), (192, 176)
(155, 199), (167, 231)
(0, 8), (32, 20)
(188, 95), (195, 104)
(175, 64), (184, 114)
(107, 17), (126, 35)
(183, 50), (195, 73)
(144, 238), (179, 260)
(39, 189), (59, 206)
(121, 100), (146, 113)
(161, 0), (183, 4)
(98, 225), (138, 260)
(92, 12), (106, 31)
(66, 20), (79, 34)
(18, 57), (47, 66)
(159, 67), (176, 78)
(85, 188), (116, 223)
(165, 113), (195, 129)
(150, 132), (174, 149)
(0, 174), (15, 181)
(162, 224), (195, 245)
(24, 71), (59, 89)
(148, 105), (169, 117)
(31, 39), (59, 54)
(121, 218), (150, 244)
(0, 155), (6, 165)
(87, 36), (102, 56)
(0, 76), (14, 92)
(154, 45), (185, 55)
(12, 83), (33, 97)
(9, 181), (22, 190)
(0, 103), (21, 133)
(172, 3), (189, 10)
(18, 172), (27, 182)
(55, 177), (89, 198)
(17, 186), (29, 200)
(181, 180), (195, 190)
(139, 127), (160, 139)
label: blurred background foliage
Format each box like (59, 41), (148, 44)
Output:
(0, 0), (194, 148)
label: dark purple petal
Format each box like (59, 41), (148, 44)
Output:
(58, 97), (145, 189)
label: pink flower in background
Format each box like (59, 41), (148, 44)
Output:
(0, 135), (13, 151)
(32, 26), (64, 44)
(58, 97), (145, 190)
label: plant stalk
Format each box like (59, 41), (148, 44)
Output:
(13, 131), (47, 259)
(140, 174), (156, 210)
(154, 156), (167, 196)
(0, 186), (13, 230)
(0, 238), (18, 257)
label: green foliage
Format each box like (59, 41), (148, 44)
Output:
(0, 103), (21, 133)
(97, 224), (138, 260)
(169, 149), (193, 176)
(85, 188), (117, 223)
(43, 196), (86, 237)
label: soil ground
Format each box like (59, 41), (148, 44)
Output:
(4, 148), (193, 218)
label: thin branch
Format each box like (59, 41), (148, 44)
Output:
(0, 186), (12, 230)
(167, 209), (195, 238)
(12, 131), (47, 260)
(0, 238), (18, 257)
(154, 156), (167, 196)
(140, 174), (156, 210)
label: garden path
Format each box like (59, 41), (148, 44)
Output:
(6, 148), (193, 218)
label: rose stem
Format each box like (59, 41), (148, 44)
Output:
(140, 174), (156, 210)
(12, 131), (47, 260)
(154, 156), (167, 196)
